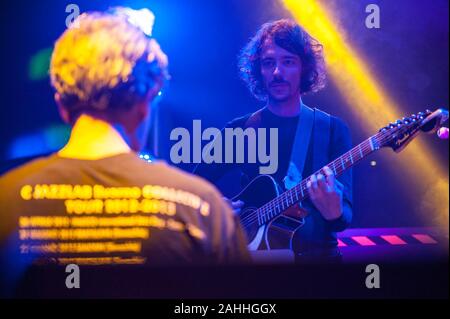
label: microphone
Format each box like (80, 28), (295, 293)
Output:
(437, 127), (449, 140)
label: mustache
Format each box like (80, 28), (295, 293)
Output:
(269, 80), (289, 86)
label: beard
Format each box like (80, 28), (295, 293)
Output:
(267, 82), (292, 102)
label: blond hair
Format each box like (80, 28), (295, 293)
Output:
(50, 8), (169, 119)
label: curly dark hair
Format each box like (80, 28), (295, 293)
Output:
(238, 19), (326, 101)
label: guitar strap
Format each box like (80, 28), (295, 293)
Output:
(311, 108), (331, 172)
(285, 105), (331, 190)
(244, 105), (331, 188)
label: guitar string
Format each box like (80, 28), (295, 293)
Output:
(240, 142), (373, 228)
(240, 126), (408, 228)
(241, 124), (413, 228)
(262, 137), (373, 219)
(240, 136), (378, 227)
(251, 119), (423, 226)
(240, 140), (374, 228)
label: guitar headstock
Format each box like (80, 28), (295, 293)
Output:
(378, 108), (449, 152)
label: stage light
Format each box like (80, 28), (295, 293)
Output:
(121, 8), (155, 36)
(28, 47), (52, 81)
(139, 153), (154, 163)
(8, 125), (70, 159)
(282, 0), (449, 229)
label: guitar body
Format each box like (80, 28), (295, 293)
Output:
(232, 175), (306, 251)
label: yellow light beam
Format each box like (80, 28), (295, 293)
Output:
(282, 0), (449, 229)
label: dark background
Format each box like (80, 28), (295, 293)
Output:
(0, 0), (448, 229)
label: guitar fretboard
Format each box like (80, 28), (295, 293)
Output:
(254, 132), (384, 226)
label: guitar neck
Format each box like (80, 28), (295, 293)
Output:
(255, 132), (385, 225)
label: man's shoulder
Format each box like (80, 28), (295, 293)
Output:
(310, 108), (351, 148)
(0, 154), (57, 186)
(313, 107), (350, 135)
(0, 154), (59, 204)
(324, 113), (352, 150)
(0, 153), (222, 199)
(328, 114), (351, 136)
(225, 107), (265, 129)
(313, 107), (347, 127)
(226, 114), (251, 128)
(329, 114), (349, 127)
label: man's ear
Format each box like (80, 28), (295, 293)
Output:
(55, 93), (71, 124)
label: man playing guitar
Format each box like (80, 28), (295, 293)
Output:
(194, 19), (352, 262)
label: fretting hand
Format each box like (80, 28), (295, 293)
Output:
(306, 166), (344, 221)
